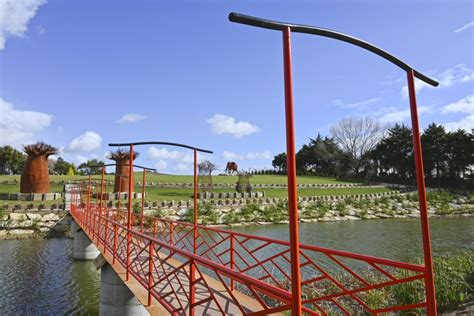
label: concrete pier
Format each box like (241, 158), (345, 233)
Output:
(99, 263), (149, 316)
(73, 228), (100, 260)
(69, 219), (78, 239)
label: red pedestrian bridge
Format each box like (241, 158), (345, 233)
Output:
(68, 12), (439, 315)
(70, 188), (430, 315)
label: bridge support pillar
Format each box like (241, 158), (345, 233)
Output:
(100, 263), (149, 316)
(73, 228), (100, 260)
(69, 218), (78, 239)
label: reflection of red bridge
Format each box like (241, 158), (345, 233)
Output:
(70, 12), (439, 315)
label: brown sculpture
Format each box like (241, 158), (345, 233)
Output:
(225, 161), (238, 175)
(108, 149), (139, 193)
(20, 142), (58, 193)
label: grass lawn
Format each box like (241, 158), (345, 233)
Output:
(0, 174), (358, 185)
(99, 187), (392, 202)
(0, 174), (381, 206)
(0, 184), (391, 206)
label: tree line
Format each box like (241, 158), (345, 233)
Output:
(272, 118), (473, 188)
(0, 146), (105, 176)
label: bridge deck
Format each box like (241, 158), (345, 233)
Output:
(82, 226), (276, 315)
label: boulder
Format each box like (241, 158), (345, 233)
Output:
(27, 213), (42, 221)
(18, 220), (33, 228)
(53, 224), (69, 232)
(42, 213), (60, 221)
(9, 229), (35, 235)
(9, 213), (27, 221)
(176, 209), (188, 217)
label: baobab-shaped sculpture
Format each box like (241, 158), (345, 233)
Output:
(108, 149), (139, 193)
(20, 142), (57, 193)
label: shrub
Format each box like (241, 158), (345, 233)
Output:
(241, 203), (260, 222)
(433, 252), (474, 311)
(304, 201), (329, 219)
(435, 203), (453, 216)
(337, 202), (347, 217)
(358, 208), (368, 220)
(223, 208), (240, 224)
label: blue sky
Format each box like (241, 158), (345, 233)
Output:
(1, 0), (473, 174)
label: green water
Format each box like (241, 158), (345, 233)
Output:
(0, 217), (472, 315)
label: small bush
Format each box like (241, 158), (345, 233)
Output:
(359, 208), (368, 220)
(223, 208), (240, 224)
(241, 204), (260, 222)
(337, 202), (347, 217)
(304, 201), (329, 219)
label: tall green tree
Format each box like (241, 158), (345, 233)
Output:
(371, 124), (414, 180)
(0, 146), (27, 175)
(52, 157), (76, 175)
(421, 123), (448, 179)
(77, 159), (105, 175)
(272, 153), (287, 173)
(445, 129), (473, 179)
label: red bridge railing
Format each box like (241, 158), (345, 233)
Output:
(71, 186), (429, 315)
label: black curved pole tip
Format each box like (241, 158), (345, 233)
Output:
(228, 12), (439, 87)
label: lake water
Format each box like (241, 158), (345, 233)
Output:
(0, 217), (472, 315)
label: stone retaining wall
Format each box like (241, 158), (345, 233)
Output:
(197, 191), (264, 199)
(0, 192), (62, 201)
(91, 192), (144, 201)
(0, 210), (72, 239)
(0, 180), (372, 189)
(133, 189), (404, 210)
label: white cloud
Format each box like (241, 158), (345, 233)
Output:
(443, 115), (474, 132)
(442, 95), (474, 114)
(146, 146), (199, 173)
(117, 113), (146, 123)
(175, 163), (189, 172)
(378, 106), (431, 123)
(0, 97), (53, 146)
(147, 147), (185, 160)
(0, 0), (47, 50)
(154, 160), (168, 171)
(401, 79), (430, 99)
(64, 131), (102, 153)
(331, 97), (382, 109)
(401, 65), (474, 98)
(441, 95), (474, 132)
(222, 150), (271, 161)
(207, 114), (260, 138)
(454, 21), (474, 33)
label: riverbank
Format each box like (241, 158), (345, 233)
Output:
(150, 191), (474, 226)
(0, 210), (71, 240)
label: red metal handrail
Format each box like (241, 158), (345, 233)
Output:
(71, 187), (430, 315)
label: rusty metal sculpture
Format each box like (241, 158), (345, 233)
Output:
(20, 142), (58, 193)
(108, 149), (139, 193)
(224, 161), (238, 175)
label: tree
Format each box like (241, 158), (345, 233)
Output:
(198, 160), (217, 174)
(295, 134), (347, 177)
(77, 159), (105, 175)
(53, 157), (76, 175)
(421, 123), (447, 179)
(272, 153), (287, 173)
(0, 146), (26, 175)
(20, 142), (58, 193)
(330, 117), (386, 174)
(445, 129), (473, 179)
(371, 124), (414, 181)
